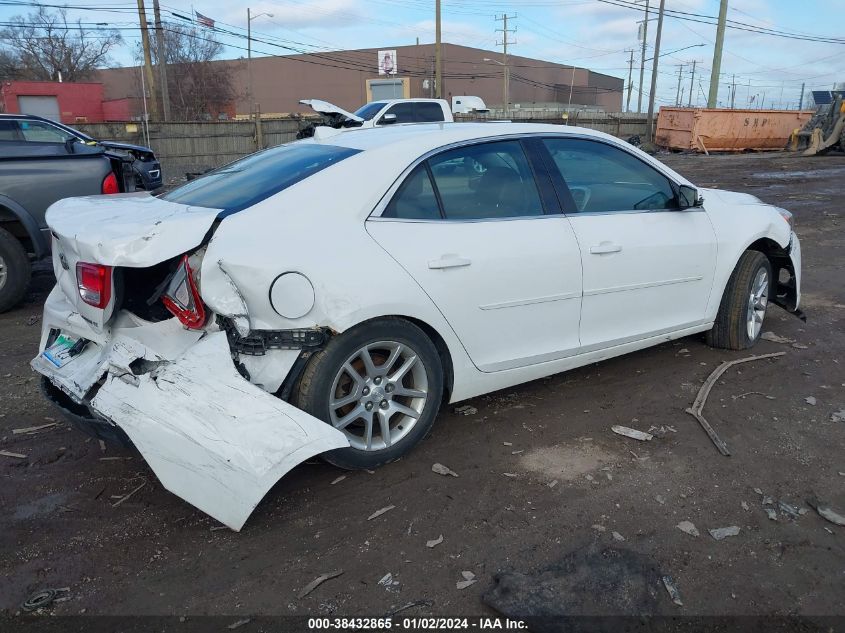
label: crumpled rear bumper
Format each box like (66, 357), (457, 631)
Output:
(32, 287), (349, 531)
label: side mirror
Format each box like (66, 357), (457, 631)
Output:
(379, 113), (398, 125)
(678, 185), (703, 209)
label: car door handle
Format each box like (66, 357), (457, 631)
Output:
(428, 255), (472, 269)
(589, 242), (622, 255)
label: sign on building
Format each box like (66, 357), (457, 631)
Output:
(378, 50), (398, 75)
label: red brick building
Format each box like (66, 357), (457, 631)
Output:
(0, 80), (131, 123)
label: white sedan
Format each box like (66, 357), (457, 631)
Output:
(32, 123), (802, 530)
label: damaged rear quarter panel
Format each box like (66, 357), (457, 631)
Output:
(89, 331), (349, 531)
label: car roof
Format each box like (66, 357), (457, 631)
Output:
(317, 121), (611, 152)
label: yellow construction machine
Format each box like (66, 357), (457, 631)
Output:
(789, 89), (845, 156)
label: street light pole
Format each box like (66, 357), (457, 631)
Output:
(247, 8), (273, 118)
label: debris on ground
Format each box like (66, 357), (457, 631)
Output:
(742, 501), (750, 511)
(367, 505), (396, 521)
(385, 600), (435, 617)
(611, 425), (654, 441)
(502, 473), (517, 478)
(685, 352), (786, 456)
(298, 570), (343, 599)
(378, 573), (400, 591)
(426, 535), (444, 548)
(765, 508), (778, 521)
(503, 441), (513, 446)
(227, 619), (250, 630)
(805, 396), (817, 406)
(778, 501), (801, 519)
(807, 497), (845, 526)
(111, 480), (147, 508)
(760, 332), (794, 344)
(0, 450), (27, 459)
(548, 480), (558, 488)
(662, 576), (683, 607)
(456, 571), (477, 590)
(655, 494), (666, 505)
(483, 546), (666, 617)
(612, 531), (625, 542)
(431, 463), (459, 477)
(12, 422), (58, 435)
(709, 526), (741, 540)
(592, 524), (606, 532)
(792, 343), (809, 349)
(676, 521), (700, 537)
(453, 405), (478, 416)
(831, 410), (845, 423)
(21, 587), (70, 612)
(330, 475), (346, 485)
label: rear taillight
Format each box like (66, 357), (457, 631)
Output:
(76, 262), (112, 308)
(102, 172), (119, 194)
(162, 255), (206, 329)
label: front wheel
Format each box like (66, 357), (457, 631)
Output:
(293, 318), (444, 470)
(0, 227), (31, 313)
(706, 250), (772, 350)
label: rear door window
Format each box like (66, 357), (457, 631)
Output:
(428, 140), (544, 220)
(19, 120), (75, 143)
(163, 143), (361, 216)
(0, 120), (22, 141)
(415, 102), (445, 122)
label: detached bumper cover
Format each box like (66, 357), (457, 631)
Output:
(32, 296), (348, 531)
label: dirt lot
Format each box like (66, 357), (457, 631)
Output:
(1, 151), (844, 619)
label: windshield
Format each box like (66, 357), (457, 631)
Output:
(163, 143), (361, 216)
(353, 102), (387, 121)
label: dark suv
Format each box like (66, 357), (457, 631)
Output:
(0, 114), (163, 190)
(0, 115), (142, 312)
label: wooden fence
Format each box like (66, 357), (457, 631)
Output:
(77, 113), (653, 184)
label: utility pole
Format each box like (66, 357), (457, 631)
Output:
(798, 82), (805, 110)
(645, 0), (665, 142)
(435, 0), (442, 98)
(152, 0), (170, 121)
(248, 8), (253, 115)
(675, 64), (684, 106)
(707, 0), (728, 107)
(730, 73), (736, 108)
(688, 59), (696, 107)
(625, 49), (635, 112)
(495, 14), (516, 111)
(136, 0), (158, 120)
(637, 0), (650, 113)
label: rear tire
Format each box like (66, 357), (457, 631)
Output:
(706, 250), (772, 350)
(0, 227), (31, 313)
(293, 318), (444, 470)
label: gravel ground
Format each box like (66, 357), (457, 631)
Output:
(1, 151), (844, 619)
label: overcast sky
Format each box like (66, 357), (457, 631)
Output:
(1, 0), (842, 109)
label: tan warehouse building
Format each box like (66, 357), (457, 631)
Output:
(97, 42), (623, 118)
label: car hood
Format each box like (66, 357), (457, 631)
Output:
(299, 99), (363, 122)
(699, 188), (767, 207)
(99, 140), (155, 155)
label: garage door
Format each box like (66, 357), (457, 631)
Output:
(370, 80), (405, 101)
(17, 95), (61, 121)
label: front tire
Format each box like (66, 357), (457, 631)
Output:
(294, 318), (444, 470)
(706, 250), (772, 350)
(0, 227), (31, 313)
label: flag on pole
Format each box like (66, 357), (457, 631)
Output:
(195, 11), (215, 27)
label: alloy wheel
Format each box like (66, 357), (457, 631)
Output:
(328, 341), (429, 451)
(746, 268), (769, 340)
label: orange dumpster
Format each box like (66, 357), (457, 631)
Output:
(655, 107), (814, 152)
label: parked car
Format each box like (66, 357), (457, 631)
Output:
(32, 122), (802, 530)
(0, 114), (163, 190)
(0, 118), (135, 312)
(297, 98), (453, 137)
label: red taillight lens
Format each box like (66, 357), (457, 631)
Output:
(76, 262), (112, 308)
(162, 255), (206, 329)
(102, 172), (119, 194)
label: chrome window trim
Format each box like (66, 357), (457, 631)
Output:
(367, 131), (693, 223)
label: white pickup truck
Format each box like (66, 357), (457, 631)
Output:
(300, 98), (454, 133)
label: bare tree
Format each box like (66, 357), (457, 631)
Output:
(0, 49), (22, 81)
(0, 5), (122, 81)
(140, 24), (237, 121)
